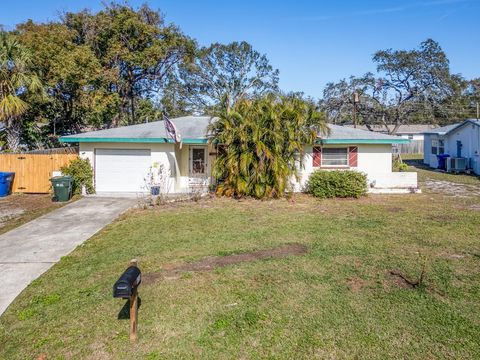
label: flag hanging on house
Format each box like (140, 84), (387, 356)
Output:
(164, 114), (182, 148)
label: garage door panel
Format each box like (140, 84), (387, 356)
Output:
(95, 149), (151, 193)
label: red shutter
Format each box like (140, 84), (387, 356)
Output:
(348, 146), (358, 167)
(313, 146), (322, 167)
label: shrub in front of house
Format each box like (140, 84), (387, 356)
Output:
(60, 158), (95, 195)
(306, 170), (368, 199)
(393, 157), (409, 172)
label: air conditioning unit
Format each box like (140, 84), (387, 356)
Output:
(447, 157), (468, 173)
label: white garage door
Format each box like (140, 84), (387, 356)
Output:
(95, 149), (151, 193)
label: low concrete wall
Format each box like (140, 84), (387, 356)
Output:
(367, 172), (419, 193)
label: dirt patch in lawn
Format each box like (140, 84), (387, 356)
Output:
(346, 277), (368, 292)
(384, 270), (426, 290)
(427, 214), (457, 222)
(0, 194), (64, 233)
(424, 180), (480, 197)
(385, 207), (404, 213)
(143, 243), (308, 284)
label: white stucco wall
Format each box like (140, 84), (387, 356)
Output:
(80, 142), (418, 195)
(79, 142), (213, 194)
(295, 144), (418, 193)
(174, 144), (213, 193)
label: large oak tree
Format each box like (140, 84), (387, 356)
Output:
(171, 41), (280, 114)
(321, 39), (459, 133)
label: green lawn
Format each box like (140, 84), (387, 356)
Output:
(1, 177), (480, 359)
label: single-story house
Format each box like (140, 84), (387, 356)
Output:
(60, 116), (418, 195)
(345, 124), (438, 141)
(423, 119), (480, 174)
(345, 124), (439, 154)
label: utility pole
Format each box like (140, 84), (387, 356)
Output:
(353, 92), (359, 128)
(476, 101), (479, 120)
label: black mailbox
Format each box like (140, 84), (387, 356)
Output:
(113, 266), (141, 298)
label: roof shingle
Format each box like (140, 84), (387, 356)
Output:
(61, 116), (408, 144)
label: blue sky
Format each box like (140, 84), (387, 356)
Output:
(1, 0), (479, 98)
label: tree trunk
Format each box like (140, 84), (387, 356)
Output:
(6, 117), (22, 152)
(130, 92), (136, 125)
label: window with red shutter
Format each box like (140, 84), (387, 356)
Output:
(348, 146), (358, 167)
(312, 146), (321, 167)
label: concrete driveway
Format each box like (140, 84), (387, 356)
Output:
(0, 197), (136, 315)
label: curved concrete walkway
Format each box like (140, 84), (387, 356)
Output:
(0, 197), (136, 315)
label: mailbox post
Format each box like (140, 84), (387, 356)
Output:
(113, 259), (141, 342)
(129, 260), (139, 342)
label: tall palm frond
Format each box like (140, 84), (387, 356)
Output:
(0, 32), (43, 150)
(209, 93), (328, 199)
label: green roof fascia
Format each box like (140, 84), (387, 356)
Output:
(59, 137), (208, 144)
(317, 138), (410, 145)
(60, 136), (408, 145)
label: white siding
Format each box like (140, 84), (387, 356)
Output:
(424, 123), (480, 174)
(424, 134), (440, 168)
(423, 134), (432, 165)
(445, 123), (480, 174)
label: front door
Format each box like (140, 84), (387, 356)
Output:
(189, 146), (208, 190)
(190, 147), (207, 176)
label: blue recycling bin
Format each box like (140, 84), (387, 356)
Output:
(437, 154), (450, 170)
(0, 172), (15, 197)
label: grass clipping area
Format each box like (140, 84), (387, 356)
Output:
(1, 191), (480, 359)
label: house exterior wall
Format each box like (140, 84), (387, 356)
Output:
(173, 143), (214, 192)
(444, 123), (480, 174)
(424, 123), (480, 174)
(423, 134), (437, 167)
(296, 144), (417, 193)
(80, 142), (178, 193)
(79, 141), (418, 194)
(399, 134), (424, 141)
(79, 142), (214, 194)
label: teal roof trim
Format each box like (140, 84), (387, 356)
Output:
(61, 136), (407, 145)
(318, 138), (410, 144)
(60, 137), (208, 144)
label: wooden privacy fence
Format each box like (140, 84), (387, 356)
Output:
(393, 140), (424, 155)
(0, 153), (78, 193)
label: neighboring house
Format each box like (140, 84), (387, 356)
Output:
(60, 116), (418, 195)
(345, 124), (438, 140)
(423, 119), (480, 174)
(345, 124), (439, 154)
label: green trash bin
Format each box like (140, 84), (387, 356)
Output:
(50, 176), (73, 202)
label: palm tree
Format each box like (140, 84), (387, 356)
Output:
(209, 94), (328, 199)
(0, 32), (42, 151)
